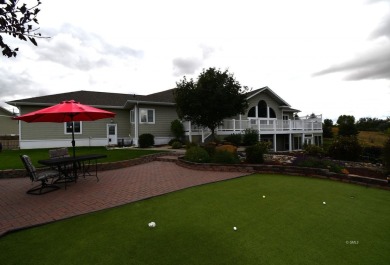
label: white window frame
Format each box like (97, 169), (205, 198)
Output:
(130, 110), (135, 124)
(64, 121), (82, 134)
(139, 108), (155, 124)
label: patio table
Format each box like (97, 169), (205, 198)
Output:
(38, 154), (107, 188)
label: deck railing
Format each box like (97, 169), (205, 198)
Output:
(183, 116), (323, 134)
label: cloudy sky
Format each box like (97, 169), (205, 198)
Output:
(1, 0), (389, 121)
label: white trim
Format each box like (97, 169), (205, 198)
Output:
(64, 121), (82, 134)
(107, 123), (118, 145)
(139, 108), (155, 124)
(134, 105), (139, 146)
(18, 138), (109, 149)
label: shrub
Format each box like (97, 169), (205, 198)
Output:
(383, 137), (390, 172)
(168, 138), (183, 145)
(202, 142), (217, 156)
(245, 143), (266, 164)
(212, 150), (239, 164)
(303, 144), (324, 157)
(224, 134), (242, 146)
(327, 136), (362, 161)
(361, 146), (383, 163)
(293, 156), (344, 173)
(139, 133), (155, 148)
(171, 119), (185, 140)
(216, 144), (237, 154)
(184, 146), (210, 163)
(185, 141), (198, 150)
(171, 141), (182, 149)
(243, 129), (259, 146)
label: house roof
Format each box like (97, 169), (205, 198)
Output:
(7, 86), (300, 112)
(246, 86), (291, 107)
(7, 90), (163, 108)
(0, 106), (16, 117)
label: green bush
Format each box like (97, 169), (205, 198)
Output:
(169, 138), (184, 145)
(383, 137), (390, 172)
(224, 134), (242, 146)
(211, 150), (239, 164)
(139, 133), (155, 148)
(245, 143), (266, 164)
(184, 146), (210, 163)
(243, 129), (259, 146)
(362, 146), (383, 163)
(185, 141), (198, 150)
(171, 141), (183, 149)
(327, 136), (362, 161)
(202, 142), (217, 156)
(171, 119), (185, 140)
(304, 144), (324, 157)
(293, 156), (344, 173)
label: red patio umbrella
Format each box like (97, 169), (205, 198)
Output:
(13, 100), (116, 157)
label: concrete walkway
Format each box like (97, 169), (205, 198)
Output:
(0, 160), (247, 237)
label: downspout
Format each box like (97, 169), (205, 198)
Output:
(134, 103), (139, 146)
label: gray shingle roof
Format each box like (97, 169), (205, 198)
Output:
(7, 86), (298, 111)
(7, 90), (176, 108)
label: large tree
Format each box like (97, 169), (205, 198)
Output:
(174, 67), (249, 139)
(322, 118), (334, 138)
(337, 115), (359, 136)
(0, 0), (44, 57)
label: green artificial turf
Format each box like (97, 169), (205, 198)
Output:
(0, 147), (162, 170)
(1, 174), (389, 265)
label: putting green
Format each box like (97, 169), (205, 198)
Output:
(1, 174), (389, 265)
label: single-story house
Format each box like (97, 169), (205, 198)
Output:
(0, 106), (18, 136)
(7, 86), (323, 151)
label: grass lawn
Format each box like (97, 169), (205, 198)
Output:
(0, 174), (389, 265)
(0, 147), (163, 170)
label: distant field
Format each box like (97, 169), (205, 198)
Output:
(330, 127), (388, 147)
(358, 131), (388, 147)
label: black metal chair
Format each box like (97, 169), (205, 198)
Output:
(48, 148), (79, 187)
(20, 155), (60, 195)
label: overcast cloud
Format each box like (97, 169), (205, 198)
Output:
(313, 0), (390, 81)
(1, 0), (389, 120)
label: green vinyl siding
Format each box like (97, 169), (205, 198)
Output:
(0, 109), (18, 135)
(19, 106), (129, 140)
(138, 105), (178, 137)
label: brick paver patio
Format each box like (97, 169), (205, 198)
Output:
(0, 161), (247, 236)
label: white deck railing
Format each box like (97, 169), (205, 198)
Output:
(183, 116), (323, 134)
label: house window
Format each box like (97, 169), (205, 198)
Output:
(283, 115), (289, 120)
(130, 110), (134, 123)
(314, 135), (322, 146)
(248, 107), (256, 117)
(258, 100), (267, 118)
(294, 136), (302, 150)
(269, 108), (276, 118)
(65, 121), (82, 134)
(139, 109), (155, 124)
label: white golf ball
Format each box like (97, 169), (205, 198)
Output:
(263, 195), (266, 198)
(233, 227), (237, 231)
(323, 202), (326, 205)
(148, 222), (156, 227)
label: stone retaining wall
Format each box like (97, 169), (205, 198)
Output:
(176, 157), (390, 189)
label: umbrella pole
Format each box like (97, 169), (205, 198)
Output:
(71, 118), (76, 158)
